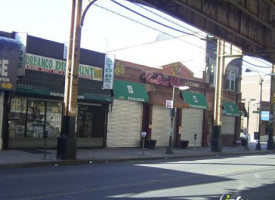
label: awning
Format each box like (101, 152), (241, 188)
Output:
(181, 91), (208, 109)
(17, 84), (112, 102)
(149, 91), (190, 108)
(222, 102), (240, 116)
(113, 80), (149, 102)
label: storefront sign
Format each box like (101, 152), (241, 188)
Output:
(103, 54), (114, 89)
(142, 72), (180, 87)
(0, 37), (19, 91)
(15, 32), (27, 77)
(25, 53), (103, 81)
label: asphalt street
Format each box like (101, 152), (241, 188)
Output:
(0, 154), (274, 200)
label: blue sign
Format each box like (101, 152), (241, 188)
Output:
(261, 111), (269, 121)
(0, 36), (19, 91)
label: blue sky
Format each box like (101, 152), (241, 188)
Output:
(0, 0), (272, 77)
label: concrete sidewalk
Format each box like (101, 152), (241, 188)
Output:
(0, 142), (274, 168)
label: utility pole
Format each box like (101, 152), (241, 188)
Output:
(57, 0), (98, 160)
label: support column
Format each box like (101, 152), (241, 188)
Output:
(212, 39), (224, 152)
(268, 64), (275, 150)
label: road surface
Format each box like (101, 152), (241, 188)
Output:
(0, 154), (274, 200)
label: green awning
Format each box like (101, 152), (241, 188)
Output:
(16, 84), (112, 102)
(113, 80), (149, 102)
(222, 102), (240, 116)
(181, 91), (208, 109)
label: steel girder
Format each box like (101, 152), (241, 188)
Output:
(130, 0), (275, 63)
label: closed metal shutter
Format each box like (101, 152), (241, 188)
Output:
(151, 106), (170, 147)
(107, 99), (142, 147)
(181, 108), (203, 147)
(221, 116), (235, 135)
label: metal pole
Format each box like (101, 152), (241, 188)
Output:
(247, 100), (250, 133)
(44, 137), (47, 160)
(167, 86), (175, 154)
(142, 137), (145, 155)
(212, 39), (224, 152)
(256, 79), (263, 150)
(268, 64), (275, 150)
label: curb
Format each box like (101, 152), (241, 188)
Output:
(0, 150), (274, 169)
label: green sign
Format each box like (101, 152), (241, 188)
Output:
(113, 80), (149, 102)
(181, 91), (208, 109)
(25, 53), (103, 81)
(253, 110), (260, 113)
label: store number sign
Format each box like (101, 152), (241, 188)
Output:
(0, 37), (19, 91)
(0, 59), (13, 89)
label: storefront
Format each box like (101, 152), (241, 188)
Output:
(107, 80), (149, 147)
(149, 90), (189, 147)
(5, 35), (112, 149)
(221, 102), (240, 144)
(181, 91), (208, 147)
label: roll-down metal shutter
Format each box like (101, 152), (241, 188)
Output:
(181, 108), (203, 147)
(221, 116), (235, 135)
(107, 99), (142, 147)
(151, 105), (170, 147)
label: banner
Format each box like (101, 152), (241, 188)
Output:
(15, 32), (27, 77)
(0, 37), (19, 91)
(103, 54), (115, 89)
(25, 53), (103, 81)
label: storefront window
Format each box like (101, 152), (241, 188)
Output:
(46, 102), (62, 138)
(9, 98), (62, 139)
(9, 98), (27, 138)
(26, 100), (45, 138)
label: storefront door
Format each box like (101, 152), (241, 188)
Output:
(77, 104), (106, 148)
(77, 105), (93, 138)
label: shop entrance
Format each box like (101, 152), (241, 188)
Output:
(77, 105), (93, 138)
(76, 104), (106, 148)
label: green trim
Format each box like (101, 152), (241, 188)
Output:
(113, 80), (149, 102)
(222, 102), (240, 116)
(181, 91), (208, 109)
(16, 84), (111, 102)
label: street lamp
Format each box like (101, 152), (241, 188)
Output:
(245, 69), (275, 150)
(166, 85), (189, 154)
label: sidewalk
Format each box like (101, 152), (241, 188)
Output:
(0, 142), (274, 169)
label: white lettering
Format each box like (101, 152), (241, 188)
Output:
(0, 59), (8, 76)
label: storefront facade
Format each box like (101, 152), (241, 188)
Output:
(1, 33), (112, 149)
(107, 80), (148, 147)
(221, 101), (240, 144)
(114, 60), (209, 148)
(181, 91), (208, 147)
